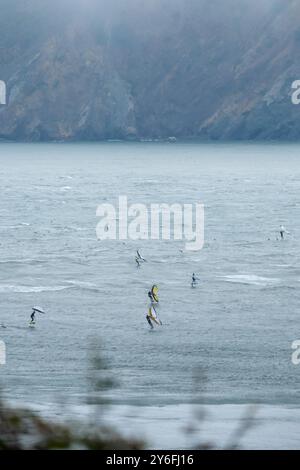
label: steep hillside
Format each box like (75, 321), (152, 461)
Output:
(0, 0), (299, 141)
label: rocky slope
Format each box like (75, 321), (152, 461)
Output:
(0, 0), (300, 141)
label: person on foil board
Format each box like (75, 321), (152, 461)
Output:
(30, 306), (45, 325)
(137, 250), (146, 262)
(279, 225), (289, 240)
(146, 306), (162, 329)
(30, 309), (36, 324)
(191, 273), (199, 287)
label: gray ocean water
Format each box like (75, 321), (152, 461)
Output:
(0, 142), (300, 410)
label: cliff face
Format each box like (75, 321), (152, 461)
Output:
(0, 0), (300, 141)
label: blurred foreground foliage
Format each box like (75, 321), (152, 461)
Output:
(0, 349), (257, 450)
(0, 344), (144, 450)
(0, 400), (144, 450)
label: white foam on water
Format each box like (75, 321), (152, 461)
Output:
(65, 280), (99, 291)
(0, 284), (72, 293)
(220, 274), (280, 286)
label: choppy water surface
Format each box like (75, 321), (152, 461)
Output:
(0, 142), (300, 408)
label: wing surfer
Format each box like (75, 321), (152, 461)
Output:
(30, 306), (45, 324)
(191, 273), (198, 287)
(30, 308), (36, 324)
(280, 226), (289, 240)
(137, 250), (146, 262)
(146, 306), (162, 329)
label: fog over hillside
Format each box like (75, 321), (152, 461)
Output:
(0, 0), (299, 141)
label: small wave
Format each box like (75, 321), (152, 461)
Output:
(144, 180), (160, 185)
(59, 175), (73, 180)
(67, 226), (91, 232)
(219, 274), (280, 287)
(65, 280), (99, 292)
(233, 241), (263, 247)
(273, 264), (292, 268)
(2, 222), (31, 229)
(261, 284), (296, 292)
(0, 258), (45, 266)
(0, 284), (72, 293)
